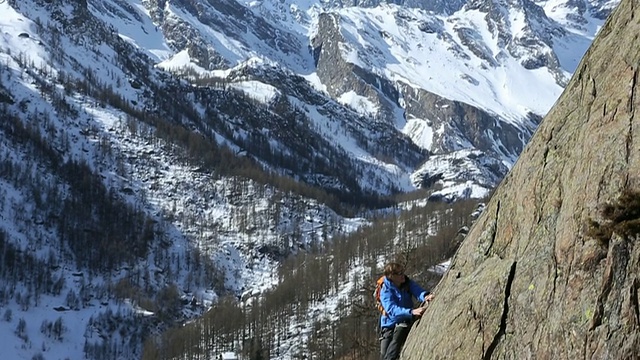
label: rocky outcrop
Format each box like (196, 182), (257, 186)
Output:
(143, 0), (306, 69)
(402, 0), (640, 358)
(312, 13), (402, 122)
(466, 0), (568, 84)
(410, 149), (509, 197)
(398, 82), (540, 161)
(0, 84), (14, 105)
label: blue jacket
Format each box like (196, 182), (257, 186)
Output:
(379, 276), (428, 329)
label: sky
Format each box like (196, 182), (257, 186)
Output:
(0, 0), (611, 358)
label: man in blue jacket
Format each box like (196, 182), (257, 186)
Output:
(379, 262), (434, 360)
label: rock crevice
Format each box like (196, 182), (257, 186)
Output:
(483, 261), (517, 360)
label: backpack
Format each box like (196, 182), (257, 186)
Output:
(374, 275), (412, 316)
(374, 276), (387, 316)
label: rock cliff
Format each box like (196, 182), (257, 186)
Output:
(402, 0), (640, 358)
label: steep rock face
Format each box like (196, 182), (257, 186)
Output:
(402, 0), (640, 358)
(398, 82), (540, 160)
(312, 12), (402, 123)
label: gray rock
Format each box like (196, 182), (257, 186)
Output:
(401, 0), (640, 358)
(398, 82), (539, 161)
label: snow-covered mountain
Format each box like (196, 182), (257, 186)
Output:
(139, 0), (611, 197)
(0, 0), (616, 358)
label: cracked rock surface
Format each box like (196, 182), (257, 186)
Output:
(401, 0), (640, 358)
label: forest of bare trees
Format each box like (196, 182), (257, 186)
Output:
(141, 198), (482, 359)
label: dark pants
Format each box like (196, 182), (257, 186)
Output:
(380, 323), (411, 360)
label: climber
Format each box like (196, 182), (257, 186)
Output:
(378, 262), (434, 360)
